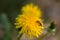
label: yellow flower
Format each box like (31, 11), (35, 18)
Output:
(15, 3), (44, 38)
(21, 3), (42, 17)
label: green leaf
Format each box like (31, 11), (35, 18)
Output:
(1, 13), (12, 40)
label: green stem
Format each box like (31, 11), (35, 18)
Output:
(17, 33), (23, 40)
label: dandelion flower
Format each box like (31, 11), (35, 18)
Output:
(21, 3), (42, 17)
(15, 3), (44, 38)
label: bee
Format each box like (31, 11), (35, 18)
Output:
(36, 21), (42, 26)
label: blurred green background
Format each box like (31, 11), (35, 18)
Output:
(0, 0), (60, 40)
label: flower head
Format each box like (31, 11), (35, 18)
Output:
(15, 3), (44, 38)
(21, 3), (42, 17)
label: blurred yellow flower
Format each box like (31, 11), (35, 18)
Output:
(15, 3), (44, 38)
(21, 3), (42, 17)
